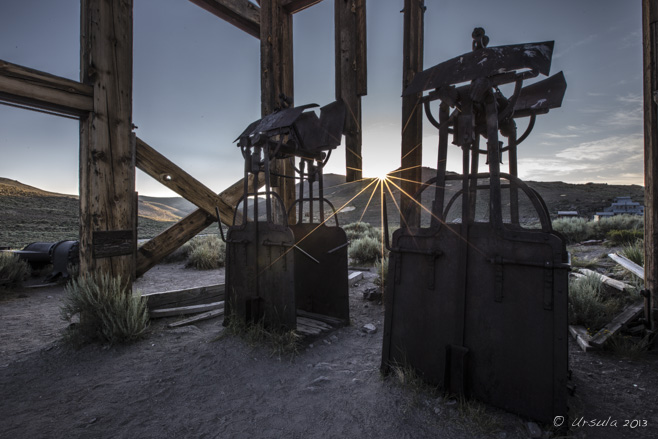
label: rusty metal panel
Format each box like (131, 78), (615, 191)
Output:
(225, 221), (296, 330)
(403, 41), (555, 96)
(383, 28), (569, 424)
(383, 222), (568, 423)
(290, 222), (349, 323)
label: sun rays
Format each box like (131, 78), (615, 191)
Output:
(256, 166), (487, 279)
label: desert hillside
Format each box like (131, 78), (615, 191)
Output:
(0, 173), (645, 248)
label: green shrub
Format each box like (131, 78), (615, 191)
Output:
(60, 274), (149, 345)
(349, 236), (382, 264)
(607, 229), (644, 246)
(568, 273), (617, 331)
(553, 215), (644, 244)
(0, 252), (31, 290)
(374, 256), (389, 289)
(343, 222), (381, 242)
(185, 235), (226, 269)
(621, 240), (644, 267)
(552, 217), (589, 244)
(588, 215), (643, 240)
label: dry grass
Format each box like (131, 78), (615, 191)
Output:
(0, 252), (31, 293)
(220, 308), (301, 360)
(60, 274), (149, 345)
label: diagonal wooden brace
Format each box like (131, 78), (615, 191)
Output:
(135, 137), (264, 277)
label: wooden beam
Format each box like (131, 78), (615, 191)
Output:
(260, 0), (296, 223)
(282, 0), (324, 14)
(135, 137), (235, 223)
(135, 172), (264, 277)
(400, 0), (424, 227)
(335, 0), (366, 182)
(142, 283), (225, 310)
(167, 308), (225, 327)
(80, 0), (135, 283)
(643, 0), (658, 330)
(0, 59), (93, 117)
(608, 253), (645, 279)
(188, 0), (260, 38)
(150, 301), (224, 318)
(589, 302), (645, 347)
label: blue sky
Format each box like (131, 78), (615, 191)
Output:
(0, 0), (644, 196)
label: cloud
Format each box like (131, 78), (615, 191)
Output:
(618, 30), (641, 50)
(553, 34), (596, 59)
(599, 94), (643, 129)
(543, 132), (579, 139)
(517, 134), (644, 185)
(617, 93), (642, 104)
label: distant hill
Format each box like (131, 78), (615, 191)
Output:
(0, 178), (75, 198)
(311, 169), (645, 227)
(0, 173), (646, 248)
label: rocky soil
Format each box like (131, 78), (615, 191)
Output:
(1, 262), (657, 439)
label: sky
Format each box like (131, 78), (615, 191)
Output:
(0, 0), (644, 197)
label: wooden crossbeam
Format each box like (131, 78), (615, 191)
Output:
(188, 0), (260, 38)
(136, 137), (235, 223)
(135, 172), (264, 277)
(0, 58), (93, 118)
(282, 0), (324, 14)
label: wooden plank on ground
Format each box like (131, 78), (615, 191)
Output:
(608, 253), (645, 279)
(142, 284), (225, 310)
(296, 316), (333, 331)
(569, 325), (597, 352)
(167, 308), (225, 328)
(150, 301), (224, 318)
(589, 301), (645, 348)
(577, 268), (633, 294)
(295, 323), (322, 336)
(348, 271), (363, 285)
(296, 309), (345, 327)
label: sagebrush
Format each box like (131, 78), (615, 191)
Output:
(0, 252), (31, 290)
(621, 240), (644, 267)
(607, 229), (644, 246)
(374, 256), (388, 289)
(553, 215), (643, 244)
(349, 236), (383, 264)
(568, 273), (626, 332)
(185, 234), (226, 269)
(60, 274), (149, 344)
(343, 221), (382, 242)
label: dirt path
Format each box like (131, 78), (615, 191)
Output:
(1, 263), (658, 438)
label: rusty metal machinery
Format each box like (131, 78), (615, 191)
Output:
(225, 99), (349, 330)
(381, 29), (570, 423)
(11, 240), (79, 282)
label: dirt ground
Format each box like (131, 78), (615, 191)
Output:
(1, 261), (658, 439)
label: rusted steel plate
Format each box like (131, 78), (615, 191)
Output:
(290, 223), (350, 323)
(403, 41), (554, 96)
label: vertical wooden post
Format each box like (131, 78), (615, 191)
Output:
(643, 0), (658, 330)
(80, 0), (135, 285)
(400, 0), (424, 226)
(335, 0), (367, 183)
(260, 0), (296, 223)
